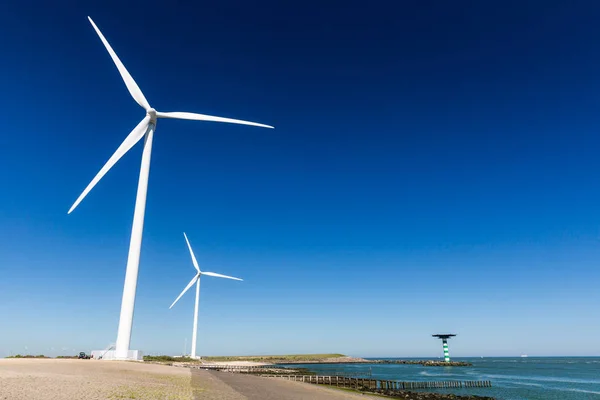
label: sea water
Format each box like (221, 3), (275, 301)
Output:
(283, 357), (600, 400)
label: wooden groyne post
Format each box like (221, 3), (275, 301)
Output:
(260, 375), (492, 390)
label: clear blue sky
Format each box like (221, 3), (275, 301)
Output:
(1, 0), (599, 358)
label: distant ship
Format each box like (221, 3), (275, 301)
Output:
(520, 354), (528, 358)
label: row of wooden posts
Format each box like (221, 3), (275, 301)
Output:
(261, 375), (493, 390)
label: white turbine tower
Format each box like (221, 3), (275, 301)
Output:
(170, 233), (242, 359)
(69, 17), (272, 360)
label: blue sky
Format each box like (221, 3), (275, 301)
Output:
(1, 0), (600, 358)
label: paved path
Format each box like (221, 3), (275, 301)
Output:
(192, 370), (378, 400)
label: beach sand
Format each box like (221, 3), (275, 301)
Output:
(0, 359), (379, 399)
(0, 358), (193, 400)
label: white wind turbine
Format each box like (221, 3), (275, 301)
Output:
(68, 17), (272, 360)
(170, 233), (242, 359)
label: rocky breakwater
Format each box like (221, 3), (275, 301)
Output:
(363, 389), (494, 400)
(275, 357), (472, 366)
(373, 360), (473, 367)
(276, 356), (370, 364)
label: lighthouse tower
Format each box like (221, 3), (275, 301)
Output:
(432, 334), (456, 362)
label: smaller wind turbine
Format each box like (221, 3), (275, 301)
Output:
(170, 233), (242, 359)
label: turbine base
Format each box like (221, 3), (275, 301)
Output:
(90, 349), (144, 361)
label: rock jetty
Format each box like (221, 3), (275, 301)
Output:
(373, 360), (473, 367)
(364, 388), (494, 399)
(278, 358), (472, 367)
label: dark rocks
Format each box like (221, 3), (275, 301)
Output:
(278, 359), (473, 367)
(360, 387), (494, 399)
(372, 360), (473, 367)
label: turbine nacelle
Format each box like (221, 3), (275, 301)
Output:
(146, 108), (158, 122)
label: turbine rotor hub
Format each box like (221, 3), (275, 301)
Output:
(146, 108), (157, 121)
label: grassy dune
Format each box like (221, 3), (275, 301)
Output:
(5, 354), (49, 359)
(202, 354), (347, 362)
(144, 355), (200, 363)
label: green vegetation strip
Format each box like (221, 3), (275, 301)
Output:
(202, 354), (346, 362)
(5, 354), (50, 358)
(144, 356), (200, 363)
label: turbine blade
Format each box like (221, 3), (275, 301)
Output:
(68, 116), (151, 214)
(87, 16), (151, 110)
(169, 274), (199, 309)
(156, 111), (273, 129)
(183, 233), (201, 273)
(201, 271), (243, 281)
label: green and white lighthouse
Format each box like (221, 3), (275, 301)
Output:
(432, 334), (456, 362)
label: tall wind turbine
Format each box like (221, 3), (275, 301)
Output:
(170, 233), (242, 359)
(69, 17), (272, 360)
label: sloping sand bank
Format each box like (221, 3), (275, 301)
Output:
(191, 369), (382, 400)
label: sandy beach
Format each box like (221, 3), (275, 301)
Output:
(0, 359), (379, 400)
(0, 358), (193, 400)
